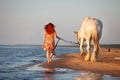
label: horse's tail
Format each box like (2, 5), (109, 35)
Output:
(92, 27), (102, 61)
(92, 29), (100, 53)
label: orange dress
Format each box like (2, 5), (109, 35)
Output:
(43, 32), (55, 51)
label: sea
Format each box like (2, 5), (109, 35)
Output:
(0, 45), (120, 80)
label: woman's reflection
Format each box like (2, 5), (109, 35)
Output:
(42, 68), (55, 80)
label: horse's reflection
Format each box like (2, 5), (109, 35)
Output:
(42, 68), (55, 80)
(75, 71), (103, 80)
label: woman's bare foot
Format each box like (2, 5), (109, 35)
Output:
(50, 59), (52, 62)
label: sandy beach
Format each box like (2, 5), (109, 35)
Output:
(40, 48), (120, 77)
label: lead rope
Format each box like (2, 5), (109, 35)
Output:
(60, 38), (78, 45)
(54, 39), (60, 50)
(54, 38), (79, 50)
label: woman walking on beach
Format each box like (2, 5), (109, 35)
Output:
(43, 23), (60, 63)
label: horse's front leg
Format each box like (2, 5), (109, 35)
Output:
(84, 39), (91, 61)
(80, 38), (85, 57)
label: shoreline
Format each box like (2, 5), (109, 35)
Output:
(40, 48), (120, 76)
(0, 44), (120, 48)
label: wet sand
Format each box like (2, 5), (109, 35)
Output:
(40, 48), (120, 76)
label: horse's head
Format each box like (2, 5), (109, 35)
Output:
(74, 31), (80, 45)
(74, 31), (78, 37)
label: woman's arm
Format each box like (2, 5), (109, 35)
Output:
(54, 31), (61, 40)
(43, 31), (46, 43)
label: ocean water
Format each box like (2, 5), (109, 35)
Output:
(0, 45), (120, 80)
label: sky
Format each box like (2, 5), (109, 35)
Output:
(0, 0), (120, 45)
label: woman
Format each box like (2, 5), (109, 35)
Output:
(43, 23), (60, 63)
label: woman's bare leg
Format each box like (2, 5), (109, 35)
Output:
(46, 51), (51, 63)
(50, 54), (53, 62)
(50, 49), (54, 62)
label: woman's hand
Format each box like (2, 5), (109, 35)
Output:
(57, 36), (61, 40)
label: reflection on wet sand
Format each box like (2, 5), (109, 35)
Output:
(45, 68), (55, 73)
(42, 68), (55, 80)
(75, 71), (103, 80)
(40, 67), (119, 80)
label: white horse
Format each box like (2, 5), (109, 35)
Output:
(74, 17), (103, 62)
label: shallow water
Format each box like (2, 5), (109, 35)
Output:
(0, 45), (120, 80)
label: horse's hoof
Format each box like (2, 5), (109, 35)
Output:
(84, 53), (90, 61)
(84, 57), (90, 61)
(80, 53), (85, 58)
(91, 58), (97, 62)
(84, 59), (89, 61)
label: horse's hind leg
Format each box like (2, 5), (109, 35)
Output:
(91, 40), (99, 62)
(84, 39), (91, 61)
